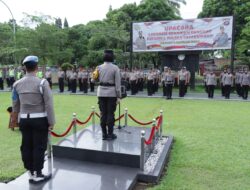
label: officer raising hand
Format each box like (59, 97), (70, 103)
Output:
(94, 50), (121, 140)
(11, 55), (55, 184)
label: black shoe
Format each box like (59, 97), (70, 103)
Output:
(29, 173), (52, 184)
(102, 134), (108, 140)
(107, 134), (117, 140)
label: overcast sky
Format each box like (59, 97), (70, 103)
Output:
(0, 0), (204, 26)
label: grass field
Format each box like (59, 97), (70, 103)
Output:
(0, 92), (250, 190)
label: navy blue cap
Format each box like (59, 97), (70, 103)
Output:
(22, 55), (38, 65)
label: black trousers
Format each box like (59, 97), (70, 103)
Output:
(19, 117), (48, 172)
(179, 80), (186, 97)
(166, 83), (173, 99)
(208, 85), (215, 98)
(162, 82), (166, 96)
(71, 79), (77, 93)
(10, 77), (15, 89)
(224, 85), (231, 98)
(6, 77), (10, 87)
(82, 79), (88, 93)
(242, 85), (249, 99)
(58, 78), (64, 92)
(0, 77), (3, 90)
(67, 78), (71, 91)
(147, 80), (153, 96)
(46, 78), (52, 89)
(90, 82), (95, 92)
(78, 79), (83, 91)
(236, 84), (242, 97)
(221, 83), (225, 96)
(130, 80), (137, 95)
(98, 97), (117, 135)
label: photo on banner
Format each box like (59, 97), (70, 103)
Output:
(132, 16), (233, 52)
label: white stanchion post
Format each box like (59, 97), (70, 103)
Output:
(124, 108), (128, 128)
(160, 110), (163, 140)
(140, 130), (145, 170)
(47, 131), (52, 158)
(92, 106), (95, 131)
(152, 119), (156, 153)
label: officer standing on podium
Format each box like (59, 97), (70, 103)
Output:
(93, 50), (121, 140)
(11, 55), (55, 184)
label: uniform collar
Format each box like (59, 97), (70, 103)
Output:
(26, 72), (36, 77)
(104, 62), (112, 65)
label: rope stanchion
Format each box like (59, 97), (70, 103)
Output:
(51, 121), (75, 137)
(128, 114), (155, 126)
(76, 113), (94, 125)
(115, 114), (125, 122)
(95, 112), (100, 118)
(156, 115), (163, 130)
(144, 126), (156, 145)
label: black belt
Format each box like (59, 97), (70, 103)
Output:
(100, 82), (115, 87)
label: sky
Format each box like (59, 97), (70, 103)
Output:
(0, 0), (204, 26)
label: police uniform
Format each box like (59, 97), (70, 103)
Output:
(95, 50), (121, 140)
(89, 70), (95, 92)
(82, 70), (89, 94)
(206, 72), (217, 98)
(178, 68), (187, 97)
(12, 55), (54, 183)
(45, 70), (52, 88)
(66, 69), (72, 91)
(147, 70), (154, 96)
(235, 70), (243, 97)
(220, 70), (226, 96)
(57, 69), (65, 93)
(0, 69), (4, 90)
(241, 70), (250, 100)
(77, 69), (84, 92)
(70, 70), (77, 93)
(161, 67), (168, 96)
(222, 71), (233, 99)
(129, 70), (138, 95)
(164, 69), (175, 99)
(9, 67), (15, 89)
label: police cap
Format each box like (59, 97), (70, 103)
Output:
(22, 55), (38, 66)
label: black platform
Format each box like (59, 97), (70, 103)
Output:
(53, 126), (152, 168)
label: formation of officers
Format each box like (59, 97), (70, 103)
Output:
(204, 67), (250, 100)
(121, 66), (190, 99)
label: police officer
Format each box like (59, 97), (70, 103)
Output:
(82, 68), (89, 94)
(66, 68), (72, 91)
(57, 67), (65, 93)
(165, 67), (175, 99)
(235, 69), (243, 97)
(161, 67), (168, 96)
(9, 66), (15, 90)
(178, 67), (188, 97)
(206, 71), (217, 98)
(147, 69), (154, 96)
(94, 50), (121, 140)
(222, 69), (233, 99)
(45, 68), (52, 89)
(89, 68), (95, 92)
(220, 68), (227, 96)
(0, 68), (4, 90)
(77, 66), (84, 92)
(129, 69), (138, 95)
(70, 68), (77, 93)
(11, 55), (55, 184)
(241, 68), (250, 100)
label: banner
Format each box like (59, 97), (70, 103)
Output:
(132, 16), (233, 52)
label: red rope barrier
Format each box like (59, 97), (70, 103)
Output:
(144, 126), (156, 145)
(51, 121), (75, 137)
(95, 112), (100, 118)
(76, 113), (93, 125)
(155, 115), (162, 130)
(128, 114), (155, 125)
(115, 114), (125, 122)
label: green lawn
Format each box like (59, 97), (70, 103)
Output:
(0, 92), (250, 190)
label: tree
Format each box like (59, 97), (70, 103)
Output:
(55, 18), (62, 29)
(64, 18), (69, 28)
